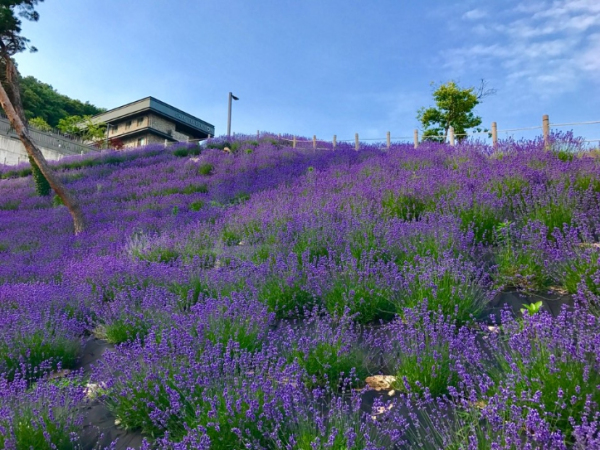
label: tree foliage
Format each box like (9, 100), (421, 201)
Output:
(417, 80), (494, 143)
(57, 114), (106, 143)
(28, 115), (51, 131)
(21, 76), (104, 127)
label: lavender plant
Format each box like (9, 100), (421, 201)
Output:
(0, 375), (84, 449)
(373, 303), (487, 397)
(278, 307), (369, 388)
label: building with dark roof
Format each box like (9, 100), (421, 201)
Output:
(90, 97), (215, 148)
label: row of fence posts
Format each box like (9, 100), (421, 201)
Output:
(247, 115), (554, 151)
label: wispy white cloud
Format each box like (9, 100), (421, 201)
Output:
(445, 0), (600, 97)
(463, 8), (488, 20)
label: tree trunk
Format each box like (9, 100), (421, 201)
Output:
(0, 60), (86, 234)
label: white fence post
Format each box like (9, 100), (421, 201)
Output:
(355, 133), (359, 151)
(449, 127), (455, 146)
(414, 130), (419, 149)
(313, 135), (317, 150)
(492, 122), (498, 149)
(333, 135), (337, 150)
(386, 131), (391, 150)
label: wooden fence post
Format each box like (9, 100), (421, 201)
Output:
(257, 130), (260, 140)
(293, 136), (296, 149)
(164, 139), (168, 148)
(333, 135), (337, 150)
(491, 122), (498, 149)
(313, 135), (317, 150)
(386, 131), (391, 150)
(543, 114), (550, 149)
(449, 127), (455, 146)
(414, 130), (419, 149)
(355, 133), (359, 151)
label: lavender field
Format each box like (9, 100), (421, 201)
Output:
(1, 133), (600, 449)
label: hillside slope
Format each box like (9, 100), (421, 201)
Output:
(1, 135), (600, 449)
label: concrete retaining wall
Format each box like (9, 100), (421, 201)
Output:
(0, 134), (89, 166)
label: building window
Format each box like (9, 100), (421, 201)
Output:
(137, 137), (146, 146)
(137, 117), (144, 126)
(125, 121), (132, 130)
(111, 124), (118, 134)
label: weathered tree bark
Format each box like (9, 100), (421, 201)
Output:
(0, 57), (86, 234)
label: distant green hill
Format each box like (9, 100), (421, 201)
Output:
(20, 76), (105, 128)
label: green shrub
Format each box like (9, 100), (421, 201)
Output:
(322, 275), (396, 324)
(489, 175), (529, 199)
(206, 141), (231, 150)
(524, 196), (575, 239)
(291, 340), (367, 388)
(183, 183), (208, 194)
(173, 147), (190, 157)
(0, 381), (84, 450)
(553, 149), (575, 162)
(97, 317), (151, 345)
(0, 200), (20, 211)
(573, 174), (600, 193)
(189, 200), (204, 211)
(169, 277), (214, 312)
(0, 331), (80, 382)
(229, 191), (250, 204)
(52, 195), (64, 207)
(395, 258), (489, 324)
(489, 313), (600, 443)
(258, 276), (315, 319)
(381, 191), (430, 221)
(549, 245), (600, 295)
(493, 223), (549, 292)
(198, 163), (214, 176)
(29, 156), (51, 196)
(458, 201), (503, 245)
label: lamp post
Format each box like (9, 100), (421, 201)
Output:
(227, 92), (239, 138)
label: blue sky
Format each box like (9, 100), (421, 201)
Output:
(15, 0), (600, 144)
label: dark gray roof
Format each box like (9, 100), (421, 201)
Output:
(91, 97), (215, 136)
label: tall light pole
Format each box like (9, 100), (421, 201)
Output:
(227, 92), (239, 138)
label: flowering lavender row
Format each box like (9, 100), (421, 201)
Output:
(0, 132), (599, 448)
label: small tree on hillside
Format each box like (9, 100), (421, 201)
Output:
(29, 116), (52, 131)
(0, 0), (85, 233)
(57, 114), (106, 142)
(417, 80), (495, 143)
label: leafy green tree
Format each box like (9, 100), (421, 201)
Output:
(417, 80), (495, 143)
(56, 114), (83, 135)
(20, 75), (104, 127)
(0, 0), (85, 233)
(57, 114), (106, 142)
(28, 115), (51, 131)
